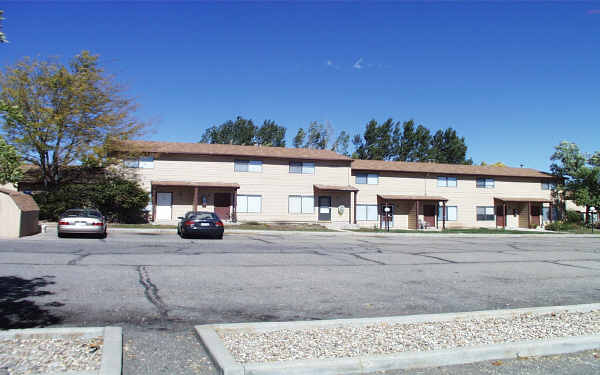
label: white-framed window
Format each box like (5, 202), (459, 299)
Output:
(476, 178), (495, 188)
(288, 195), (314, 214)
(124, 156), (154, 169)
(437, 176), (457, 187)
(541, 181), (556, 190)
(438, 205), (457, 221)
(356, 173), (379, 185)
(235, 160), (262, 173)
(237, 195), (262, 213)
(476, 206), (495, 221)
(289, 161), (314, 174)
(357, 204), (378, 221)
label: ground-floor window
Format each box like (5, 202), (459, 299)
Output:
(288, 195), (314, 214)
(237, 195), (262, 213)
(476, 206), (495, 221)
(438, 205), (457, 221)
(357, 204), (378, 221)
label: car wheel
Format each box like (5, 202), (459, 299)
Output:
(180, 231), (187, 239)
(58, 232), (65, 238)
(100, 231), (107, 239)
(216, 234), (223, 240)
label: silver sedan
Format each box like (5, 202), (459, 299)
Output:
(57, 209), (107, 238)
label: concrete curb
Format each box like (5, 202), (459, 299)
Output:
(0, 326), (122, 375)
(196, 303), (600, 375)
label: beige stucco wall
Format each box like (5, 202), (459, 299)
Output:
(130, 154), (353, 224)
(0, 193), (21, 238)
(354, 171), (553, 229)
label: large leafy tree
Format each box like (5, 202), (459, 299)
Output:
(331, 130), (350, 156)
(0, 135), (22, 187)
(0, 51), (146, 188)
(392, 120), (432, 162)
(353, 119), (395, 160)
(429, 127), (471, 164)
(304, 121), (331, 149)
(201, 116), (257, 145)
(255, 120), (286, 147)
(550, 141), (600, 223)
(293, 128), (305, 148)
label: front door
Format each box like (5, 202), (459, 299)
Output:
(318, 196), (331, 221)
(214, 193), (231, 221)
(530, 205), (541, 227)
(496, 205), (505, 227)
(156, 192), (172, 221)
(423, 204), (436, 227)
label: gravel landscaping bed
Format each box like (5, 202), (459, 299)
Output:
(218, 310), (600, 363)
(0, 336), (103, 374)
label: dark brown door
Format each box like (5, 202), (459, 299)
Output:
(423, 204), (436, 227)
(530, 205), (541, 226)
(214, 193), (231, 221)
(496, 206), (504, 227)
(318, 196), (331, 221)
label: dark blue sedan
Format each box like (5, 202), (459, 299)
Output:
(177, 211), (224, 239)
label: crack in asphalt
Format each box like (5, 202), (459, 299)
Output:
(136, 265), (169, 329)
(414, 253), (457, 263)
(350, 253), (386, 265)
(67, 253), (90, 265)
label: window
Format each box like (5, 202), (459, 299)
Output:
(541, 181), (556, 190)
(476, 206), (495, 221)
(477, 178), (495, 188)
(437, 176), (457, 187)
(438, 206), (457, 221)
(356, 173), (379, 185)
(237, 195), (262, 213)
(356, 204), (378, 221)
(288, 195), (314, 214)
(289, 161), (314, 174)
(124, 156), (154, 168)
(235, 160), (262, 173)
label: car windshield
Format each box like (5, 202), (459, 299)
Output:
(188, 213), (216, 221)
(62, 209), (102, 218)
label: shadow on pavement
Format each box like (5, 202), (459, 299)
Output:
(0, 275), (63, 329)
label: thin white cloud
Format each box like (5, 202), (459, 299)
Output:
(326, 60), (340, 70)
(353, 57), (364, 69)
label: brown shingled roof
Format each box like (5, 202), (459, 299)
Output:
(151, 181), (240, 189)
(114, 140), (352, 162)
(352, 159), (553, 179)
(378, 194), (448, 201)
(0, 188), (40, 212)
(314, 184), (359, 192)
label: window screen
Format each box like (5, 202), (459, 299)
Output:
(476, 206), (495, 221)
(302, 162), (315, 174)
(356, 174), (367, 184)
(438, 206), (457, 221)
(477, 178), (495, 188)
(237, 195), (261, 213)
(301, 196), (314, 214)
(288, 196), (302, 213)
(367, 174), (379, 184)
(357, 204), (378, 221)
(234, 160), (249, 172)
(289, 162), (303, 174)
(248, 160), (262, 173)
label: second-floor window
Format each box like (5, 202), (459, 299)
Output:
(477, 178), (495, 188)
(235, 160), (262, 173)
(541, 181), (556, 190)
(289, 161), (315, 174)
(124, 156), (154, 169)
(437, 176), (457, 187)
(356, 173), (379, 184)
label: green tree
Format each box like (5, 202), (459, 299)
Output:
(330, 130), (350, 156)
(353, 119), (395, 160)
(0, 51), (146, 188)
(429, 128), (471, 164)
(200, 116), (257, 145)
(255, 120), (286, 147)
(0, 135), (22, 187)
(304, 121), (331, 149)
(293, 128), (306, 148)
(392, 120), (432, 162)
(550, 141), (600, 223)
(480, 161), (506, 167)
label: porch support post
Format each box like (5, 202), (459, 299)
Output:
(503, 203), (507, 227)
(232, 189), (237, 223)
(442, 201), (446, 230)
(348, 192), (352, 224)
(151, 188), (157, 223)
(192, 186), (198, 213)
(353, 191), (357, 224)
(528, 201), (531, 228)
(549, 202), (553, 223)
(416, 200), (419, 230)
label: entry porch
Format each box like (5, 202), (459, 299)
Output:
(151, 181), (240, 224)
(494, 197), (554, 229)
(376, 195), (449, 230)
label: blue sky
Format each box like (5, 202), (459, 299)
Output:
(2, 1), (599, 171)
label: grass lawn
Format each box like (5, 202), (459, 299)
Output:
(350, 227), (559, 234)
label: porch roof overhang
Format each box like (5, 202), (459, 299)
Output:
(314, 184), (359, 192)
(151, 181), (240, 189)
(377, 194), (448, 202)
(494, 197), (552, 203)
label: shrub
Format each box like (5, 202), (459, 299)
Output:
(565, 210), (584, 224)
(34, 176), (149, 223)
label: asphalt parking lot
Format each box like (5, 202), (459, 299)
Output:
(1, 230), (600, 374)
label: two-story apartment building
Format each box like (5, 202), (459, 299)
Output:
(116, 140), (557, 229)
